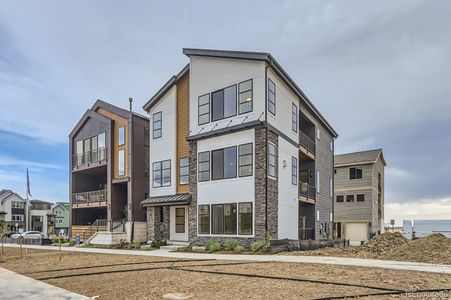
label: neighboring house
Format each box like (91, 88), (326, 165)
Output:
(53, 202), (70, 234)
(69, 100), (149, 242)
(29, 199), (54, 235)
(142, 48), (338, 246)
(0, 189), (26, 230)
(334, 149), (386, 245)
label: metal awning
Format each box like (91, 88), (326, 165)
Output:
(141, 193), (191, 207)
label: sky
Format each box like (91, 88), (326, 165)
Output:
(0, 0), (450, 225)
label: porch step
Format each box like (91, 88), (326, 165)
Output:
(160, 241), (189, 251)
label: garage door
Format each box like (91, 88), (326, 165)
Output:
(345, 222), (368, 242)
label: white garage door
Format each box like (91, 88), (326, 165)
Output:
(345, 222), (368, 242)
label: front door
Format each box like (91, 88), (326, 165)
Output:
(170, 206), (188, 241)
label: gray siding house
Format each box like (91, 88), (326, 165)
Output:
(334, 149), (386, 244)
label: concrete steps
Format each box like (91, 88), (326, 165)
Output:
(160, 241), (189, 251)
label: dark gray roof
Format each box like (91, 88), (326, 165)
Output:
(141, 193), (192, 207)
(92, 99), (149, 121)
(0, 189), (12, 199)
(30, 199), (53, 205)
(335, 149), (386, 166)
(182, 48), (338, 138)
(143, 64), (189, 112)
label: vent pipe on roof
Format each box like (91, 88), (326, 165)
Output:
(129, 97), (133, 112)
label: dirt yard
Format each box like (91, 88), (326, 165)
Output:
(281, 233), (451, 265)
(1, 247), (450, 299)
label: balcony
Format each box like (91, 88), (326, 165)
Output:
(72, 147), (107, 169)
(299, 183), (316, 204)
(72, 190), (107, 208)
(299, 131), (315, 159)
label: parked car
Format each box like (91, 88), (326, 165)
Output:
(10, 231), (46, 239)
(3, 231), (18, 238)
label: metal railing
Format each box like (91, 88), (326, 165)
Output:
(299, 131), (315, 155)
(72, 190), (107, 206)
(299, 227), (315, 240)
(109, 218), (126, 233)
(3, 237), (43, 245)
(72, 147), (107, 167)
(299, 183), (316, 200)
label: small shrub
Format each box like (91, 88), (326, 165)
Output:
(205, 239), (221, 253)
(151, 239), (167, 248)
(224, 239), (239, 251)
(250, 241), (265, 253)
(234, 245), (245, 253)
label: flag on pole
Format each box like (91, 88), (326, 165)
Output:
(26, 168), (32, 199)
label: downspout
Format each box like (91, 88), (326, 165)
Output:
(264, 62), (270, 239)
(332, 138), (335, 240)
(128, 98), (134, 241)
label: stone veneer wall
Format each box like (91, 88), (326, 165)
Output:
(146, 206), (169, 241)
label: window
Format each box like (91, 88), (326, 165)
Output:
(144, 128), (150, 146)
(268, 78), (276, 115)
(292, 157), (297, 185)
(336, 195), (344, 202)
(292, 103), (298, 133)
(212, 85), (237, 122)
(153, 112), (162, 139)
(346, 195), (355, 202)
(329, 177), (333, 198)
(83, 138), (91, 156)
(175, 207), (185, 233)
(239, 79), (253, 114)
(198, 151), (210, 182)
(239, 202), (253, 235)
(349, 167), (363, 180)
(330, 140), (333, 151)
(268, 142), (276, 178)
(98, 132), (106, 161)
(212, 146), (237, 180)
(238, 143), (253, 177)
(118, 126), (125, 145)
(316, 128), (321, 140)
(316, 170), (320, 194)
(118, 150), (125, 176)
(179, 157), (189, 185)
(357, 194), (365, 202)
(144, 150), (149, 177)
(12, 215), (24, 222)
(198, 205), (210, 234)
(12, 202), (24, 209)
(211, 203), (237, 234)
(153, 160), (171, 187)
(198, 94), (210, 125)
(91, 135), (98, 158)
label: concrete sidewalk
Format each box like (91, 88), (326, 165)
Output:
(0, 267), (91, 299)
(4, 243), (451, 274)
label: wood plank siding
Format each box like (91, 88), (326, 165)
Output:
(96, 108), (128, 178)
(176, 72), (190, 194)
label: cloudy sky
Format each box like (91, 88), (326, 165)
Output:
(1, 1), (450, 225)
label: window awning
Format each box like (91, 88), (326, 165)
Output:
(141, 193), (191, 207)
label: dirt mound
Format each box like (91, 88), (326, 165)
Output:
(360, 232), (408, 254)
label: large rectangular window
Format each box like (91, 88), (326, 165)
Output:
(118, 126), (125, 145)
(144, 128), (150, 146)
(211, 85), (237, 122)
(238, 79), (253, 114)
(198, 205), (210, 234)
(211, 204), (224, 234)
(212, 146), (237, 180)
(211, 203), (237, 235)
(179, 157), (189, 185)
(153, 160), (171, 187)
(98, 132), (106, 161)
(292, 156), (297, 185)
(198, 151), (210, 182)
(153, 112), (162, 139)
(268, 142), (276, 178)
(268, 78), (276, 115)
(349, 167), (363, 179)
(175, 207), (185, 233)
(316, 170), (320, 194)
(239, 202), (252, 235)
(330, 177), (333, 198)
(144, 149), (149, 177)
(292, 103), (298, 133)
(238, 143), (253, 177)
(118, 150), (125, 176)
(198, 94), (210, 125)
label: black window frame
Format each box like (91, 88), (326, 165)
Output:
(238, 202), (253, 235)
(179, 157), (189, 185)
(211, 146), (237, 180)
(152, 112), (162, 139)
(356, 194), (365, 202)
(336, 195), (344, 203)
(349, 167), (363, 180)
(238, 143), (253, 177)
(175, 207), (185, 233)
(292, 102), (298, 133)
(268, 142), (277, 178)
(211, 84), (237, 122)
(198, 93), (210, 125)
(292, 156), (297, 185)
(198, 151), (210, 182)
(152, 159), (171, 188)
(268, 78), (276, 115)
(346, 195), (355, 202)
(211, 203), (237, 235)
(238, 79), (253, 115)
(198, 205), (210, 234)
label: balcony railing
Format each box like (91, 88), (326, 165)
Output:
(72, 147), (107, 167)
(299, 183), (316, 201)
(299, 131), (315, 155)
(72, 190), (107, 206)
